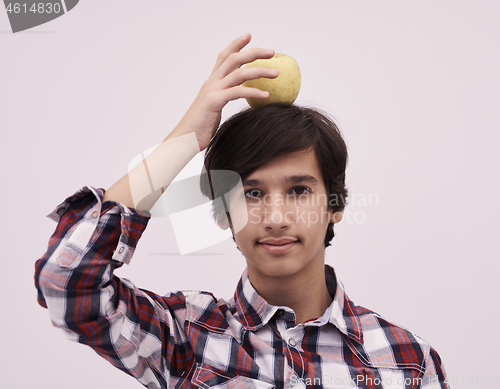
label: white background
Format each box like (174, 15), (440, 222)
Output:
(1, 1), (499, 388)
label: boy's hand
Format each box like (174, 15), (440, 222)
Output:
(171, 33), (278, 151)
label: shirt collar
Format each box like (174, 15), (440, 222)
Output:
(233, 265), (364, 345)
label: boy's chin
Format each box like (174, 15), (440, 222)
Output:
(247, 258), (307, 279)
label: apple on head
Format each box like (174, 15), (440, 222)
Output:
(242, 53), (301, 109)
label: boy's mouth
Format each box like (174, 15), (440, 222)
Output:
(258, 237), (299, 253)
(258, 237), (298, 245)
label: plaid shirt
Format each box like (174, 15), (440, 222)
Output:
(35, 186), (449, 389)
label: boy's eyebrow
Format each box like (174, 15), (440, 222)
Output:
(242, 175), (320, 187)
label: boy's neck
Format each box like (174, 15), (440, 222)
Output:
(247, 261), (333, 325)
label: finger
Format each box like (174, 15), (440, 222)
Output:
(212, 33), (252, 73)
(220, 66), (279, 89)
(215, 47), (275, 79)
(218, 85), (270, 103)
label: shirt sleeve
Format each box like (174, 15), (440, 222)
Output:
(421, 346), (450, 389)
(34, 186), (191, 389)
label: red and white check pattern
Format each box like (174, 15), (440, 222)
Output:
(35, 186), (449, 389)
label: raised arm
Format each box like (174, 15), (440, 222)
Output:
(102, 33), (277, 211)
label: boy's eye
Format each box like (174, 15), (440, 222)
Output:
(245, 189), (262, 198)
(290, 186), (311, 195)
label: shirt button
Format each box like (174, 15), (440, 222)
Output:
(56, 208), (66, 216)
(91, 211), (99, 219)
(288, 338), (297, 347)
(118, 246), (124, 254)
(277, 309), (285, 316)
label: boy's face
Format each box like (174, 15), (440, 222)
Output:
(224, 148), (343, 282)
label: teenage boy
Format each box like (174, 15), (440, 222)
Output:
(35, 34), (449, 388)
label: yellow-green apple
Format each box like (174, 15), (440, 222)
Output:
(242, 53), (301, 109)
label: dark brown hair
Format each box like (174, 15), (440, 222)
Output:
(200, 104), (348, 247)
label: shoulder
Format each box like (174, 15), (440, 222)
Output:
(354, 305), (444, 377)
(157, 289), (236, 331)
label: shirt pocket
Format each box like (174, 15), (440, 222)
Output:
(191, 364), (275, 389)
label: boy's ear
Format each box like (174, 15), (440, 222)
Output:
(216, 214), (230, 230)
(330, 209), (344, 224)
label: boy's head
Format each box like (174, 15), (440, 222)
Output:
(200, 104), (348, 248)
